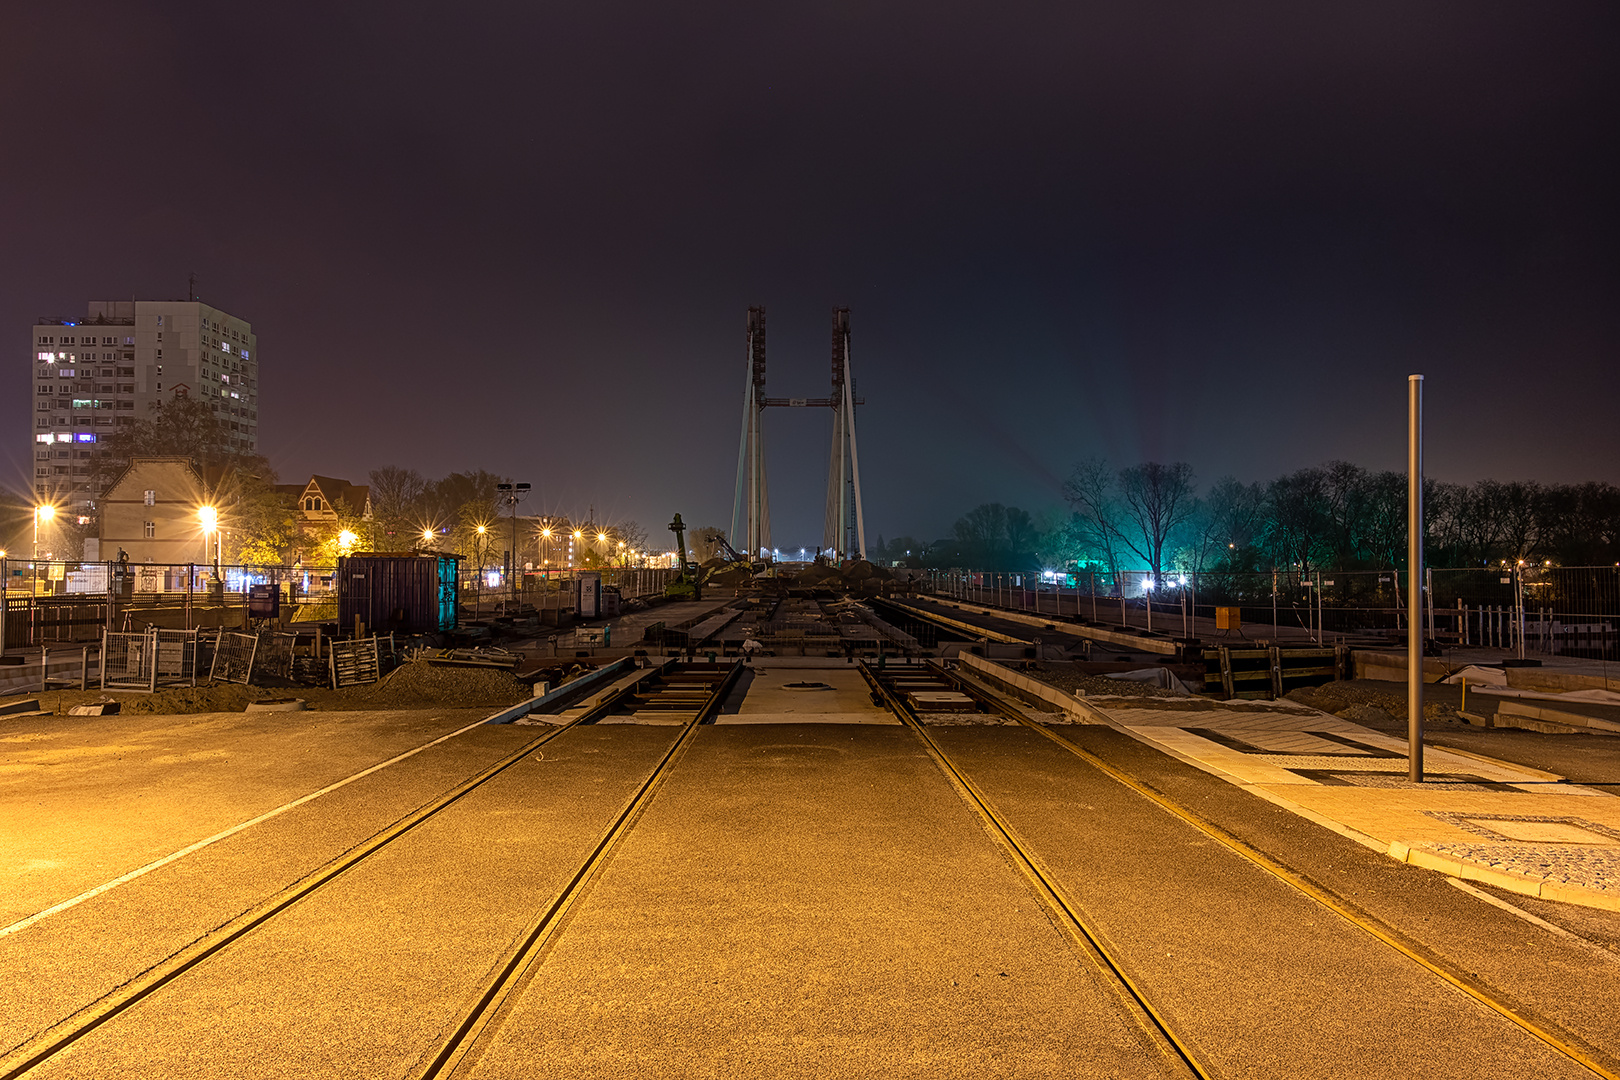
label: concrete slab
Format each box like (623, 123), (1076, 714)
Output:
(1031, 683), (1620, 909)
(719, 666), (892, 725)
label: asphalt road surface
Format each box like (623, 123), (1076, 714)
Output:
(3, 698), (1617, 1079)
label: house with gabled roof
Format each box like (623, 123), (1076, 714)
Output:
(99, 456), (226, 565)
(272, 474), (373, 563)
(284, 475), (372, 524)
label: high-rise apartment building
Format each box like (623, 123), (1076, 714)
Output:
(30, 300), (259, 508)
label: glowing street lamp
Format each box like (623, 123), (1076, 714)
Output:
(198, 505), (220, 581)
(34, 504), (56, 563)
(338, 529), (358, 551)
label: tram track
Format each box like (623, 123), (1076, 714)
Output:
(0, 662), (742, 1080)
(415, 659), (741, 1078)
(859, 660), (1209, 1079)
(860, 658), (1620, 1080)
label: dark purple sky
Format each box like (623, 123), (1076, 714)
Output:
(4, 2), (1616, 546)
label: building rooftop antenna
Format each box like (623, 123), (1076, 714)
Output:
(188, 272), (198, 302)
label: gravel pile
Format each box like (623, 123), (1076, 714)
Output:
(1028, 662), (1192, 700)
(10, 659), (531, 717)
(343, 661), (531, 708)
(1286, 681), (1459, 725)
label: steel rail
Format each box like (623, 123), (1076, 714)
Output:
(857, 661), (1209, 1080)
(0, 717), (591, 1080)
(417, 660), (741, 1078)
(574, 660), (674, 725)
(918, 658), (1618, 1078)
(1016, 717), (1620, 1080)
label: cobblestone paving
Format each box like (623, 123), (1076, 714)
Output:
(1421, 842), (1620, 893)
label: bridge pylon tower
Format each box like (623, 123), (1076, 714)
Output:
(731, 306), (867, 565)
(731, 306), (771, 560)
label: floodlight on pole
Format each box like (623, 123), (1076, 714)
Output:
(496, 482), (529, 606)
(198, 505), (220, 579)
(34, 504), (56, 563)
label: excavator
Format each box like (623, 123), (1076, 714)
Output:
(664, 513), (703, 600)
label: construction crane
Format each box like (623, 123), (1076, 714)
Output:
(665, 513), (702, 600)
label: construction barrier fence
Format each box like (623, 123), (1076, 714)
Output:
(926, 565), (1620, 659)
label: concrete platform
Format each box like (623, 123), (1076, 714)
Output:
(1013, 671), (1620, 911)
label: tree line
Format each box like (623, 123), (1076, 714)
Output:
(13, 402), (649, 567)
(874, 459), (1620, 576)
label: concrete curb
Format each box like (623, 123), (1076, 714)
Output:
(955, 653), (1103, 721)
(1389, 842), (1620, 911)
(930, 597), (1180, 655)
(972, 655), (1620, 914)
(482, 657), (636, 724)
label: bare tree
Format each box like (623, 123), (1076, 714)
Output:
(368, 465), (430, 551)
(1188, 476), (1264, 572)
(1062, 458), (1129, 586)
(1493, 481), (1541, 563)
(1116, 461), (1197, 581)
(1262, 467), (1331, 574)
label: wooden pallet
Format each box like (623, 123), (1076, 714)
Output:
(330, 636), (381, 689)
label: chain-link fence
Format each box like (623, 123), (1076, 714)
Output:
(457, 566), (677, 618)
(922, 565), (1620, 658)
(4, 560), (685, 648)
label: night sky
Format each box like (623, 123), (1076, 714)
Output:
(4, 3), (1616, 548)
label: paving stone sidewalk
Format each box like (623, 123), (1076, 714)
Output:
(1075, 694), (1620, 911)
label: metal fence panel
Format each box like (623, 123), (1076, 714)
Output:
(210, 632), (259, 685)
(257, 631), (298, 680)
(101, 630), (156, 690)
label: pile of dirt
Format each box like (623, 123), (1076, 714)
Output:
(1286, 681), (1459, 725)
(13, 682), (280, 717)
(10, 659), (532, 718)
(1027, 662), (1192, 700)
(131, 683), (276, 714)
(337, 660), (531, 708)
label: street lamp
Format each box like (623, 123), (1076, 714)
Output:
(495, 482), (530, 608)
(474, 523), (488, 616)
(34, 504), (56, 563)
(198, 505), (220, 582)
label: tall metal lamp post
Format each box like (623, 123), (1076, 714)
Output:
(474, 524), (487, 617)
(198, 505), (221, 581)
(496, 482), (530, 609)
(34, 504), (56, 564)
